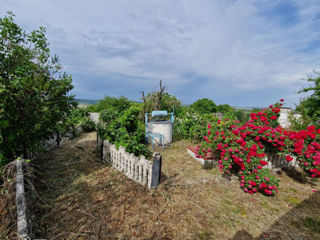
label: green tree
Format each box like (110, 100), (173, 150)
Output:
(297, 71), (320, 126)
(217, 104), (233, 113)
(94, 96), (133, 113)
(0, 12), (75, 164)
(190, 98), (217, 114)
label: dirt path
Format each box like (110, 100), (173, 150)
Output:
(32, 132), (320, 240)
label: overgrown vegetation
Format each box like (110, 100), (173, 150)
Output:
(0, 12), (76, 166)
(86, 95), (132, 113)
(293, 70), (320, 129)
(140, 80), (182, 117)
(97, 104), (152, 158)
(190, 98), (217, 114)
(97, 81), (182, 158)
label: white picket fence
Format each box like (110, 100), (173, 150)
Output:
(102, 140), (153, 189)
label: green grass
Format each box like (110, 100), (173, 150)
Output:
(288, 197), (302, 206)
(302, 217), (320, 233)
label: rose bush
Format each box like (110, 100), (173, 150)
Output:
(284, 125), (320, 177)
(197, 99), (320, 196)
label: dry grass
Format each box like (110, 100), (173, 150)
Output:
(0, 160), (34, 240)
(0, 161), (19, 239)
(30, 132), (320, 239)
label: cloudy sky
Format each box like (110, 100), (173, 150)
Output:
(1, 0), (320, 107)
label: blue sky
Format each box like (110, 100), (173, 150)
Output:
(1, 0), (320, 107)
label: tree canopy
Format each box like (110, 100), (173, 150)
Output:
(0, 12), (75, 164)
(217, 104), (233, 113)
(190, 98), (217, 114)
(91, 96), (133, 113)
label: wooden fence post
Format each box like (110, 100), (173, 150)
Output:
(56, 131), (60, 146)
(100, 139), (104, 161)
(151, 152), (162, 188)
(16, 159), (29, 239)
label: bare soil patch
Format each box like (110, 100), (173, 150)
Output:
(31, 132), (320, 239)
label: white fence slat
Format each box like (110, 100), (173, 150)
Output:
(102, 140), (152, 188)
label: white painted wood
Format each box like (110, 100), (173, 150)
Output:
(102, 140), (153, 189)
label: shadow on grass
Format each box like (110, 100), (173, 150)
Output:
(31, 132), (105, 238)
(281, 166), (318, 187)
(232, 191), (320, 240)
(32, 132), (173, 239)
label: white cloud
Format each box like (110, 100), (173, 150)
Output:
(1, 0), (320, 106)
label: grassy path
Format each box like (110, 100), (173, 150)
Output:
(33, 132), (320, 239)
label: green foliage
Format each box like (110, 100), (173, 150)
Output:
(297, 71), (320, 127)
(159, 93), (182, 114)
(234, 110), (250, 123)
(85, 104), (98, 112)
(143, 92), (181, 115)
(94, 96), (133, 113)
(288, 111), (309, 131)
(99, 107), (120, 124)
(81, 116), (96, 132)
(301, 217), (320, 233)
(0, 12), (75, 164)
(174, 103), (239, 141)
(217, 104), (233, 113)
(65, 108), (88, 126)
(174, 111), (218, 141)
(98, 106), (151, 159)
(190, 98), (217, 114)
(63, 107), (96, 133)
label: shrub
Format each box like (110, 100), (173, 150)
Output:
(197, 99), (320, 196)
(174, 112), (216, 141)
(98, 106), (152, 159)
(190, 98), (217, 114)
(81, 117), (96, 132)
(95, 96), (133, 113)
(0, 12), (75, 165)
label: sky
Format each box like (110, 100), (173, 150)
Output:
(1, 0), (320, 107)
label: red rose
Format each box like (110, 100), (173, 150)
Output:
(307, 125), (315, 132)
(286, 155), (293, 162)
(259, 160), (268, 166)
(259, 182), (267, 189)
(264, 189), (272, 195)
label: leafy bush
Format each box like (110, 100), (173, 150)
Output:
(174, 113), (211, 141)
(174, 109), (231, 141)
(190, 98), (217, 114)
(94, 96), (133, 113)
(234, 110), (250, 123)
(98, 106), (152, 159)
(217, 104), (233, 113)
(296, 71), (320, 127)
(0, 12), (75, 165)
(81, 117), (96, 132)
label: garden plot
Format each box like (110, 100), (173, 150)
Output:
(29, 132), (320, 239)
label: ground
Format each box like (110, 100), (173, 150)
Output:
(31, 131), (320, 239)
